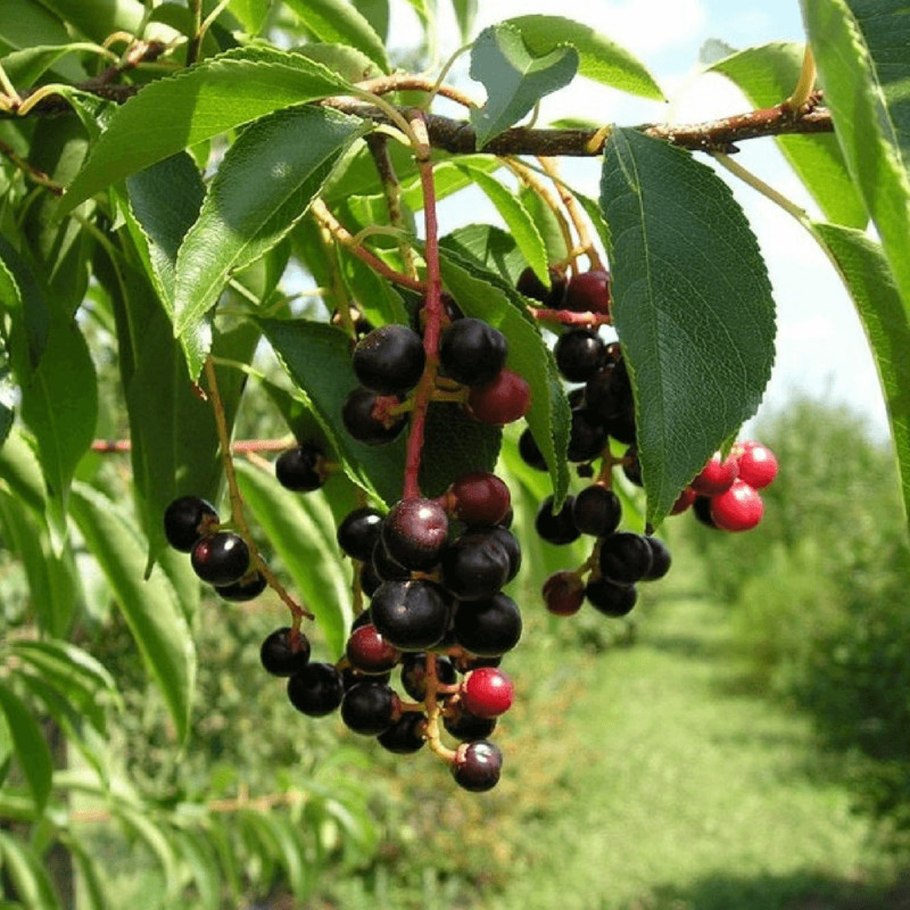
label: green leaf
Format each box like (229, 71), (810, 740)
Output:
(709, 42), (867, 227)
(502, 15), (664, 100)
(352, 0), (389, 42)
(294, 43), (383, 82)
(810, 222), (910, 529)
(0, 427), (45, 515)
(455, 163), (548, 282)
(802, 2), (910, 328)
(110, 802), (180, 898)
(441, 222), (529, 287)
(451, 0), (477, 42)
(31, 0), (169, 43)
(0, 337), (14, 449)
(469, 23), (579, 149)
(0, 681), (53, 814)
(0, 0), (86, 80)
(437, 241), (571, 505)
(60, 47), (353, 216)
(285, 0), (389, 72)
(171, 828), (220, 910)
(258, 318), (406, 505)
(228, 0), (272, 34)
(0, 237), (49, 370)
(68, 483), (197, 742)
(519, 186), (569, 264)
(235, 460), (351, 656)
(0, 42), (98, 85)
(64, 837), (109, 910)
(600, 128), (775, 526)
(173, 106), (365, 372)
(0, 830), (60, 910)
(338, 248), (409, 328)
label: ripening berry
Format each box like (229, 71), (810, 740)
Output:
(735, 441), (779, 489)
(461, 667), (514, 718)
(564, 269), (611, 315)
(691, 452), (739, 496)
(710, 479), (764, 531)
(466, 369), (531, 425)
(451, 740), (503, 792)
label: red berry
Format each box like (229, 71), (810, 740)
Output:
(346, 624), (402, 674)
(466, 370), (531, 425)
(710, 480), (764, 531)
(449, 472), (511, 526)
(461, 667), (514, 718)
(542, 570), (585, 616)
(691, 452), (739, 495)
(451, 740), (503, 792)
(670, 486), (696, 515)
(735, 441), (778, 489)
(564, 269), (611, 315)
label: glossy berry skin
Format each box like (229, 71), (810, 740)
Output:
(453, 592), (522, 657)
(346, 623), (402, 674)
(564, 269), (611, 315)
(516, 266), (566, 307)
(340, 681), (398, 735)
(461, 667), (514, 718)
(643, 537), (672, 581)
(216, 571), (268, 602)
(286, 662), (344, 716)
(439, 318), (508, 386)
(451, 740), (503, 792)
(377, 713), (426, 754)
(735, 442), (778, 489)
(449, 472), (511, 527)
(568, 409), (608, 462)
(342, 387), (406, 446)
(487, 526), (522, 582)
(518, 428), (548, 472)
(337, 507), (384, 562)
(535, 495), (580, 545)
(381, 498), (449, 571)
(400, 653), (458, 701)
(275, 443), (324, 492)
(586, 577), (638, 617)
(371, 538), (411, 582)
(572, 485), (622, 537)
(710, 479), (764, 531)
(467, 369), (531, 426)
(191, 532), (250, 586)
(370, 579), (452, 651)
(554, 329), (606, 383)
(163, 496), (219, 552)
(441, 532), (511, 601)
(543, 570), (586, 616)
(444, 704), (497, 742)
(691, 452), (739, 496)
(260, 627), (311, 677)
(599, 532), (653, 585)
(352, 324), (426, 394)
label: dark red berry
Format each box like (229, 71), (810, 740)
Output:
(710, 480), (764, 531)
(275, 443), (325, 492)
(342, 387), (406, 446)
(599, 532), (653, 585)
(449, 472), (511, 527)
(554, 329), (606, 382)
(443, 703), (498, 741)
(216, 571), (268, 602)
(518, 427), (548, 471)
(353, 324), (426, 394)
(671, 486), (697, 515)
(340, 681), (398, 735)
(337, 507), (384, 561)
(467, 369), (531, 425)
(346, 623), (402, 674)
(441, 532), (511, 601)
(381, 497), (449, 571)
(516, 265), (566, 307)
(451, 740), (503, 792)
(439, 318), (508, 386)
(461, 667), (514, 718)
(286, 662), (344, 716)
(564, 269), (611, 315)
(543, 571), (585, 616)
(586, 577), (637, 616)
(260, 627), (311, 677)
(191, 532), (250, 586)
(691, 452), (739, 496)
(535, 495), (580, 545)
(400, 653), (458, 701)
(453, 592), (522, 657)
(572, 484), (622, 537)
(163, 496), (219, 552)
(369, 579), (452, 651)
(377, 713), (426, 754)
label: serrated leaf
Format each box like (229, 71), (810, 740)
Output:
(709, 42), (867, 227)
(437, 242), (571, 505)
(60, 47), (353, 216)
(338, 248), (409, 328)
(352, 0), (389, 42)
(810, 222), (910, 530)
(173, 107), (365, 372)
(440, 223), (527, 285)
(0, 830), (60, 909)
(469, 23), (579, 149)
(502, 15), (664, 100)
(455, 163), (548, 283)
(235, 461), (351, 656)
(259, 318), (406, 505)
(600, 127), (775, 526)
(68, 484), (197, 743)
(285, 0), (389, 72)
(0, 681), (53, 815)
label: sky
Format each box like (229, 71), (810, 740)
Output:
(389, 0), (890, 437)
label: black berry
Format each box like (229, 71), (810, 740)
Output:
(381, 498), (449, 571)
(370, 579), (452, 651)
(554, 329), (606, 382)
(400, 653), (458, 701)
(275, 443), (325, 492)
(535, 495), (580, 545)
(439, 318), (507, 386)
(440, 531), (511, 601)
(340, 681), (398, 735)
(337, 507), (385, 561)
(377, 713), (426, 754)
(191, 532), (250, 586)
(352, 324), (426, 394)
(287, 662), (344, 716)
(451, 740), (503, 792)
(518, 427), (548, 471)
(216, 571), (268, 602)
(516, 266), (566, 307)
(260, 627), (311, 677)
(586, 577), (637, 617)
(342, 387), (406, 446)
(572, 485), (622, 537)
(453, 592), (522, 657)
(163, 496), (219, 552)
(598, 532), (653, 585)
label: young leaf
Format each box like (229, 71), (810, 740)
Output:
(60, 47), (353, 216)
(709, 42), (867, 228)
(173, 106), (366, 370)
(0, 680), (53, 815)
(502, 15), (664, 100)
(600, 127), (775, 527)
(294, 43), (384, 82)
(284, 0), (389, 72)
(469, 23), (579, 149)
(68, 483), (197, 743)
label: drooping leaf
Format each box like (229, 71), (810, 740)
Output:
(709, 42), (867, 227)
(110, 802), (180, 899)
(338, 248), (409, 328)
(60, 47), (353, 215)
(284, 0), (389, 72)
(170, 828), (220, 910)
(810, 222), (910, 528)
(173, 106), (366, 373)
(64, 837), (110, 910)
(0, 236), (49, 370)
(0, 680), (53, 814)
(600, 127), (775, 526)
(258, 318), (406, 505)
(0, 336), (14, 448)
(469, 23), (579, 149)
(519, 185), (569, 265)
(0, 426), (45, 515)
(69, 483), (197, 742)
(502, 15), (664, 100)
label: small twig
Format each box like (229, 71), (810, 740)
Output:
(783, 46), (817, 113)
(712, 153), (810, 226)
(90, 438), (294, 454)
(0, 139), (64, 195)
(530, 308), (613, 328)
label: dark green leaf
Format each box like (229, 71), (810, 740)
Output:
(0, 236), (49, 370)
(420, 404), (501, 497)
(60, 47), (353, 215)
(284, 0), (389, 72)
(502, 15), (664, 100)
(0, 0), (86, 80)
(469, 23), (579, 149)
(519, 186), (569, 264)
(69, 483), (197, 742)
(600, 128), (775, 526)
(440, 223), (526, 287)
(352, 0), (390, 42)
(0, 42), (97, 84)
(0, 680), (53, 814)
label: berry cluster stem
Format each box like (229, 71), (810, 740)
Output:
(422, 653), (456, 763)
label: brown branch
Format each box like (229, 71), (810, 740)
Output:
(91, 438), (292, 454)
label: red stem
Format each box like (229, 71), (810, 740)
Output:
(530, 308), (613, 327)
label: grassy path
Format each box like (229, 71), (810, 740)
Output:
(481, 591), (902, 910)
